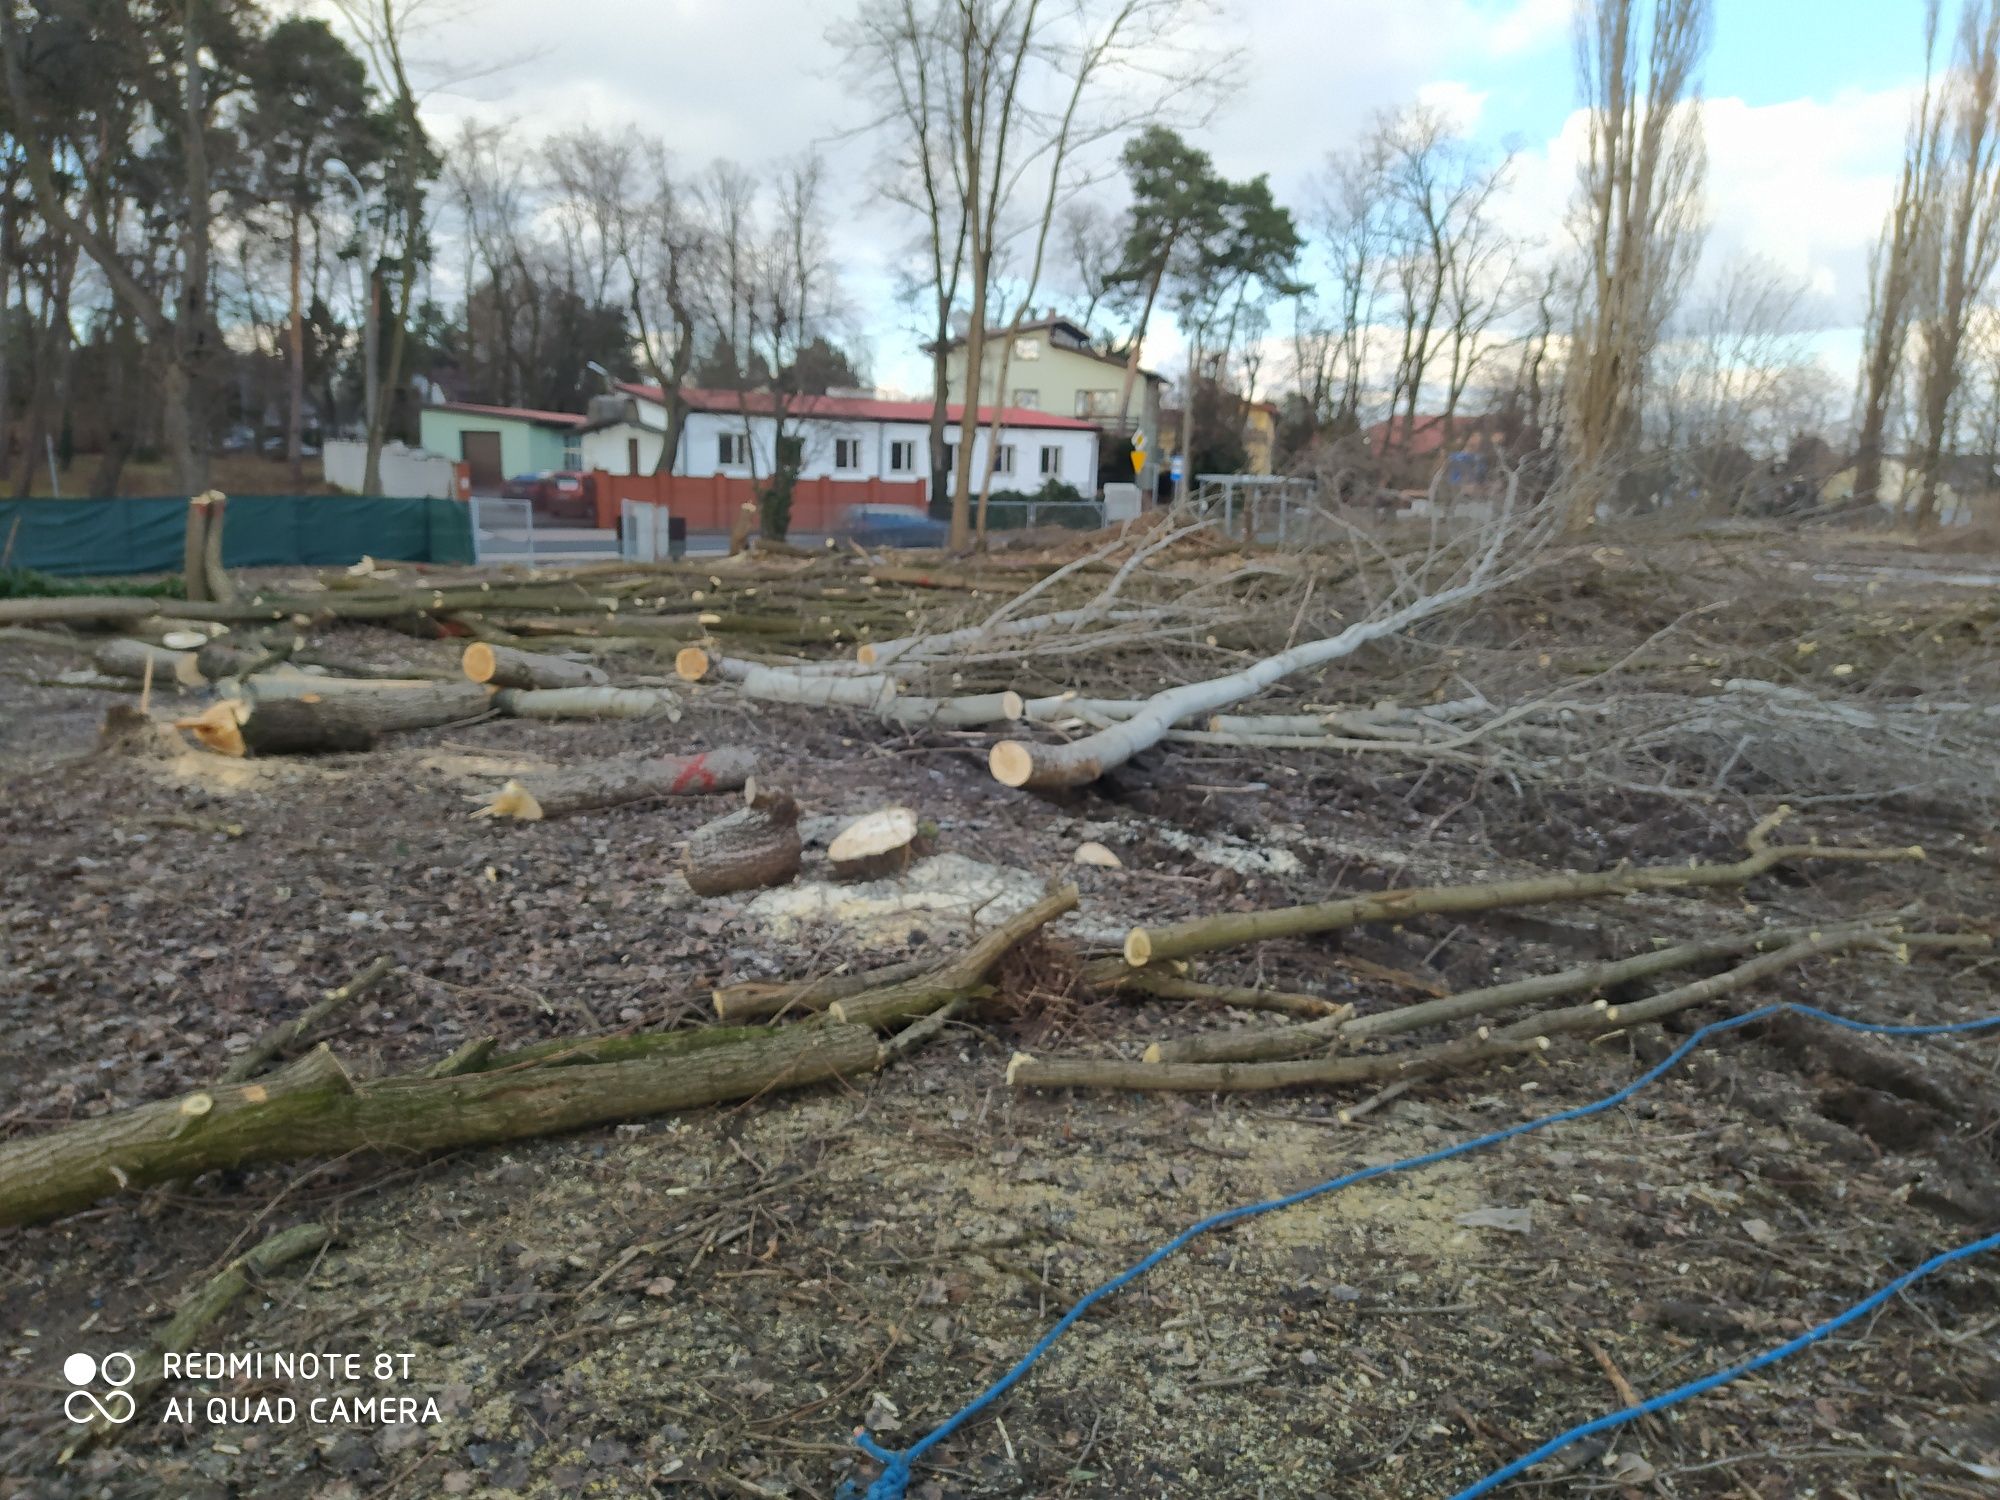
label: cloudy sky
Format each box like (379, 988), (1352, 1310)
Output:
(389, 0), (1933, 396)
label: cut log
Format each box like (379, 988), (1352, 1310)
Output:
(218, 956), (395, 1084)
(685, 784), (802, 896)
(828, 807), (921, 880)
(827, 884), (1079, 1030)
(1124, 972), (1350, 1020)
(195, 632), (295, 683)
(462, 641), (610, 690)
(183, 679), (495, 755)
(182, 494), (213, 603)
(712, 956), (938, 1023)
(475, 746), (757, 820)
(0, 1025), (883, 1229)
(92, 638), (204, 689)
(493, 686), (682, 721)
(1104, 841), (1924, 973)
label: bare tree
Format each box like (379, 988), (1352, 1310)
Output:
(839, 0), (1228, 550)
(1300, 134), (1394, 435)
(1855, 1), (1947, 508)
(1913, 1), (2000, 528)
(1564, 0), (1711, 531)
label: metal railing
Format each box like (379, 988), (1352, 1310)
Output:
(467, 496), (536, 566)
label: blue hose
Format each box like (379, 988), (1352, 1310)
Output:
(838, 1001), (2000, 1499)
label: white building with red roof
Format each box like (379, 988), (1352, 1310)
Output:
(579, 383), (1100, 502)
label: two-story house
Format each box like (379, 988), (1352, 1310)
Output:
(941, 316), (1165, 487)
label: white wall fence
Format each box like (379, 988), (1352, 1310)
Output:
(324, 439), (458, 499)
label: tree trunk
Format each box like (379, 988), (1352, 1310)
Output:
(0, 1025), (883, 1230)
(181, 495), (213, 603)
(1106, 841), (1921, 973)
(475, 746), (757, 821)
(287, 203), (305, 490)
(461, 641), (609, 690)
(1176, 337), (1200, 506)
(826, 884), (1078, 1030)
(712, 957), (938, 1024)
(181, 680), (495, 756)
(684, 785), (802, 896)
(492, 686), (681, 721)
(93, 638), (203, 689)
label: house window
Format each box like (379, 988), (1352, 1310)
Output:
(1040, 444), (1062, 477)
(889, 439), (916, 473)
(1012, 337), (1040, 361)
(835, 437), (862, 470)
(944, 444), (957, 479)
(1075, 389), (1117, 418)
(994, 443), (1015, 475)
(1011, 388), (1040, 409)
(562, 436), (581, 469)
(718, 432), (747, 467)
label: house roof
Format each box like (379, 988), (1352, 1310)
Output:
(429, 401), (587, 430)
(932, 317), (1168, 386)
(615, 383), (1100, 432)
(1365, 414), (1502, 457)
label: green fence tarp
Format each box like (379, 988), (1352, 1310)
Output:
(0, 496), (475, 577)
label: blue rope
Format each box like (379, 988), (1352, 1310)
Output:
(838, 1002), (2000, 1499)
(1448, 1226), (2000, 1498)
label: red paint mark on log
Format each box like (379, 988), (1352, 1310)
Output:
(670, 754), (716, 793)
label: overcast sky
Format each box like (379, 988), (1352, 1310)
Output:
(374, 0), (1934, 397)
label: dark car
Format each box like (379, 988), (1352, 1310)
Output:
(503, 470), (598, 522)
(838, 503), (948, 549)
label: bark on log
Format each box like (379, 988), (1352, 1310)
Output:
(1124, 972), (1352, 1020)
(475, 746), (756, 820)
(987, 566), (1513, 789)
(827, 885), (1079, 1030)
(92, 638), (204, 689)
(462, 641), (609, 690)
(678, 652), (1025, 728)
(712, 957), (938, 1023)
(0, 1025), (882, 1229)
(0, 597), (292, 626)
(183, 680), (494, 755)
(1141, 922), (1868, 1066)
(685, 785), (802, 896)
(218, 957), (395, 1084)
(1107, 842), (1924, 973)
(182, 495), (213, 604)
(493, 686), (682, 721)
(64, 1221), (331, 1454)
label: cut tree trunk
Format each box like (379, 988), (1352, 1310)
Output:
(182, 680), (495, 756)
(1103, 842), (1923, 974)
(827, 807), (922, 880)
(182, 495), (213, 604)
(826, 885), (1079, 1030)
(475, 746), (756, 821)
(0, 1024), (883, 1229)
(493, 686), (682, 721)
(987, 562), (1514, 790)
(462, 641), (609, 690)
(92, 638), (204, 689)
(711, 956), (939, 1023)
(685, 785), (802, 896)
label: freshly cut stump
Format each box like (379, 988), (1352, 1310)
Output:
(827, 807), (921, 880)
(462, 641), (608, 690)
(685, 784), (802, 896)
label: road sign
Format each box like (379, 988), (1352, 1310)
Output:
(1169, 454), (1183, 482)
(1130, 431), (1146, 464)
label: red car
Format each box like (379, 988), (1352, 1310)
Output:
(502, 470), (597, 522)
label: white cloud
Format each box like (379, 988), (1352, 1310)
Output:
(1417, 79), (1491, 131)
(1500, 86), (1914, 329)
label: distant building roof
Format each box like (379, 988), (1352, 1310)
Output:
(615, 383), (1100, 432)
(932, 316), (1167, 386)
(430, 401), (586, 430)
(1366, 414), (1502, 458)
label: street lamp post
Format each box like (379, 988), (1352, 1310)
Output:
(326, 159), (381, 491)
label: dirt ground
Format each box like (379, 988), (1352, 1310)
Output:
(1, 528), (1996, 1500)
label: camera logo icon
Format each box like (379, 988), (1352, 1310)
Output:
(63, 1352), (136, 1424)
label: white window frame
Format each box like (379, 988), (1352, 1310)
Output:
(1039, 444), (1062, 477)
(718, 431), (748, 467)
(561, 435), (582, 469)
(834, 436), (862, 471)
(994, 443), (1016, 476)
(1011, 388), (1040, 409)
(888, 439), (916, 473)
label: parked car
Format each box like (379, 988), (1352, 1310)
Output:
(838, 503), (948, 549)
(501, 470), (599, 522)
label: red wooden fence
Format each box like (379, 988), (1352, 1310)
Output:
(591, 471), (926, 532)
